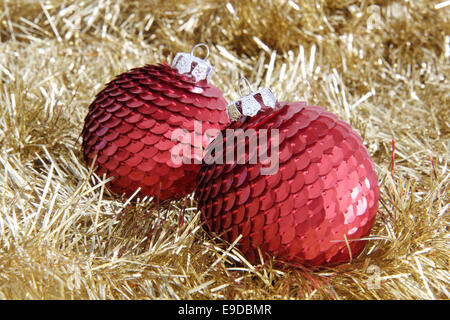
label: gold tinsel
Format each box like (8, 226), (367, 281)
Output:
(0, 0), (448, 299)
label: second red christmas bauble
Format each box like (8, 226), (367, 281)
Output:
(195, 84), (379, 267)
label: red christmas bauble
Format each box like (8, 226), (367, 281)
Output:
(195, 87), (379, 267)
(82, 46), (229, 201)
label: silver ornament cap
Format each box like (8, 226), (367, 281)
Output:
(226, 77), (277, 121)
(171, 43), (213, 82)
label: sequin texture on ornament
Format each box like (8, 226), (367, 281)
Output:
(82, 45), (229, 201)
(195, 88), (379, 267)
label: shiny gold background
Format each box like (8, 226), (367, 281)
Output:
(0, 0), (448, 299)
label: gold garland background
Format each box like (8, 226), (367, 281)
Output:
(0, 0), (448, 299)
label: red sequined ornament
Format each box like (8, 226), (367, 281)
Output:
(82, 44), (229, 201)
(195, 81), (379, 267)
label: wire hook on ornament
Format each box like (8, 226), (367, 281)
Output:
(238, 76), (255, 97)
(191, 43), (210, 61)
